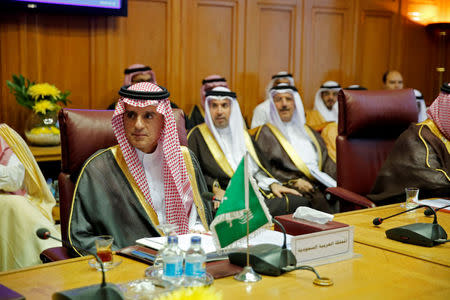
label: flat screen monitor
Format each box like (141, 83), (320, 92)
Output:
(1, 0), (128, 16)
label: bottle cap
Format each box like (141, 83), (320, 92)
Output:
(168, 236), (178, 244)
(191, 236), (201, 243)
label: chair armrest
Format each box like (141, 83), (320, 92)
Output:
(40, 246), (72, 263)
(325, 187), (376, 209)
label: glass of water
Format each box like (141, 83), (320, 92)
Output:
(405, 187), (419, 210)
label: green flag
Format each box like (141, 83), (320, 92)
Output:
(210, 155), (272, 249)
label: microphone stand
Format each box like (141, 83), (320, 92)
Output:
(372, 205), (448, 247)
(36, 229), (124, 300)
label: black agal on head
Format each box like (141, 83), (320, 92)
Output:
(119, 85), (170, 100)
(270, 85), (298, 92)
(202, 77), (227, 85)
(271, 73), (293, 79)
(124, 66), (152, 74)
(441, 82), (450, 94)
(205, 90), (236, 99)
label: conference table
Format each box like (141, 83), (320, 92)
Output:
(1, 204), (449, 299)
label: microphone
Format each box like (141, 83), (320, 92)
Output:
(36, 228), (124, 300)
(373, 204), (439, 225)
(372, 205), (447, 247)
(424, 204), (450, 216)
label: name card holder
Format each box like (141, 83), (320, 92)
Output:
(291, 226), (355, 266)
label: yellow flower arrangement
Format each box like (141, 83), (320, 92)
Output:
(32, 100), (57, 115)
(28, 83), (61, 101)
(157, 286), (222, 300)
(7, 74), (70, 115)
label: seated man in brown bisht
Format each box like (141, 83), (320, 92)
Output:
(367, 83), (450, 204)
(69, 82), (212, 254)
(250, 84), (338, 213)
(187, 75), (228, 130)
(188, 86), (309, 216)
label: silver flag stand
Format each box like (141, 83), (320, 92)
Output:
(234, 153), (262, 282)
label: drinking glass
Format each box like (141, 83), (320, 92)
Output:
(405, 187), (419, 210)
(95, 235), (114, 267)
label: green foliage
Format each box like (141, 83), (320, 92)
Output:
(6, 74), (35, 109)
(6, 74), (71, 110)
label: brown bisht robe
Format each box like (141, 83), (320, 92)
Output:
(367, 120), (450, 204)
(187, 124), (310, 216)
(250, 123), (338, 213)
(69, 145), (212, 255)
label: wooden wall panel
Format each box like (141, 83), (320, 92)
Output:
(181, 0), (244, 113)
(357, 12), (394, 90)
(302, 0), (354, 107)
(0, 0), (446, 133)
(244, 0), (301, 120)
(90, 0), (169, 110)
(257, 6), (293, 100)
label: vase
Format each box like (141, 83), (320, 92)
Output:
(24, 111), (61, 146)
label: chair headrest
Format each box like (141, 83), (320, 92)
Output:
(338, 89), (418, 138)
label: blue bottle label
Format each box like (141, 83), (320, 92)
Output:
(163, 260), (183, 277)
(185, 261), (206, 277)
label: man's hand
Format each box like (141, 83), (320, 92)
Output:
(212, 187), (226, 209)
(291, 178), (314, 193)
(270, 183), (302, 198)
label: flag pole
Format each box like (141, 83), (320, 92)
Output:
(245, 151), (250, 267)
(234, 152), (262, 282)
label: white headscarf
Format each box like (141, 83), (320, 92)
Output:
(265, 71), (295, 98)
(251, 72), (295, 128)
(414, 89), (428, 123)
(267, 84), (308, 139)
(313, 80), (341, 122)
(204, 86), (246, 171)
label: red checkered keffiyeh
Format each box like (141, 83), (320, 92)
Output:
(427, 83), (450, 140)
(112, 82), (192, 234)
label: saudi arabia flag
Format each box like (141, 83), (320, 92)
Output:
(210, 154), (272, 249)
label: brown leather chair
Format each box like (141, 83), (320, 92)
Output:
(326, 89), (418, 212)
(41, 108), (188, 261)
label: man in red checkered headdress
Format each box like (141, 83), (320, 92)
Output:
(69, 82), (212, 255)
(368, 83), (450, 203)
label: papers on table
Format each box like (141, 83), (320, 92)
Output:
(310, 168), (337, 188)
(136, 229), (293, 253)
(416, 198), (450, 212)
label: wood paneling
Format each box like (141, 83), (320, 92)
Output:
(302, 0), (354, 107)
(245, 0), (301, 118)
(181, 0), (244, 113)
(0, 0), (446, 132)
(357, 11), (395, 90)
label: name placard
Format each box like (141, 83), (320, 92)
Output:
(291, 226), (354, 266)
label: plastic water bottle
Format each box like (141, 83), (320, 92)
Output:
(184, 236), (206, 286)
(162, 236), (183, 285)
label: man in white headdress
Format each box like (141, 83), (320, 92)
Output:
(188, 86), (309, 216)
(187, 75), (229, 129)
(69, 82), (212, 254)
(305, 81), (341, 162)
(0, 124), (60, 271)
(251, 72), (295, 129)
(306, 81), (341, 130)
(250, 84), (338, 213)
